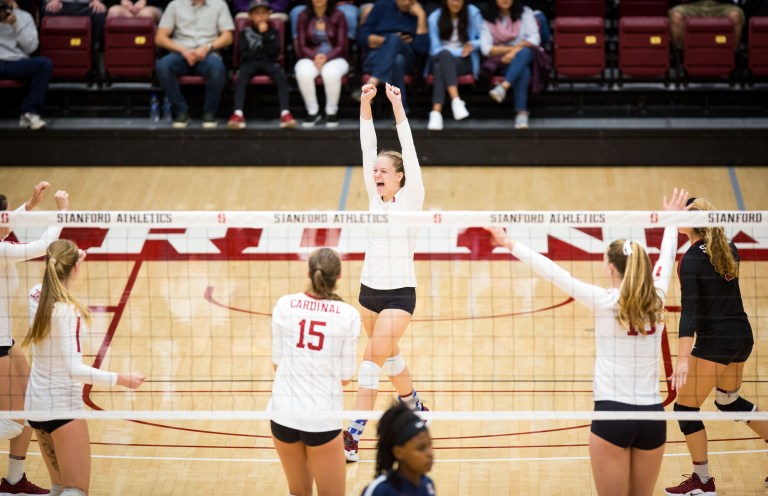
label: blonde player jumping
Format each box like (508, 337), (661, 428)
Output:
(344, 82), (428, 463)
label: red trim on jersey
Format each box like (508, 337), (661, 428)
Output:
(75, 315), (81, 353)
(303, 292), (322, 300)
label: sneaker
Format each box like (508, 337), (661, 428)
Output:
(302, 113), (323, 128)
(450, 98), (469, 121)
(18, 113), (47, 130)
(172, 111), (190, 129)
(514, 112), (529, 130)
(202, 112), (218, 129)
(343, 430), (359, 463)
(0, 473), (49, 495)
(664, 473), (716, 496)
(227, 113), (246, 130)
(489, 84), (507, 104)
(427, 110), (443, 131)
(280, 112), (297, 129)
(325, 113), (339, 128)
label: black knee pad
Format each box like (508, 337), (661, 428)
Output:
(715, 396), (756, 422)
(675, 403), (705, 435)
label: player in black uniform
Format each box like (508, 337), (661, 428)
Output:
(665, 197), (768, 496)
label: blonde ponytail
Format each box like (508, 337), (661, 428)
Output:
(688, 198), (739, 278)
(24, 239), (90, 347)
(607, 240), (664, 334)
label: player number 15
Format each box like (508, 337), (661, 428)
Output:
(297, 319), (326, 351)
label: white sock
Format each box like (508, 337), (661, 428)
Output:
(280, 110), (289, 116)
(399, 389), (422, 411)
(50, 484), (64, 496)
(60, 488), (86, 496)
(693, 460), (710, 483)
(234, 110), (243, 117)
(6, 456), (24, 485)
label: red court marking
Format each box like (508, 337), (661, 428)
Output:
(205, 285), (576, 322)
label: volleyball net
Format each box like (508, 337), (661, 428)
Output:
(2, 209), (767, 423)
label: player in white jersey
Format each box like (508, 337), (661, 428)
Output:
(0, 182), (68, 495)
(23, 239), (145, 496)
(486, 188), (689, 496)
(270, 247), (360, 496)
(345, 82), (428, 463)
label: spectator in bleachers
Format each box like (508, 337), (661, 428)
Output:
(107, 0), (165, 23)
(227, 0), (296, 129)
(425, 0), (481, 131)
(669, 0), (744, 48)
(481, 0), (539, 129)
(43, 0), (108, 50)
(233, 0), (289, 20)
(0, 1), (53, 129)
(356, 0), (429, 113)
(290, 0), (359, 40)
(155, 0), (234, 128)
(294, 0), (349, 128)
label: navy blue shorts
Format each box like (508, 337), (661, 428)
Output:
(358, 284), (416, 315)
(590, 401), (666, 450)
(0, 339), (15, 358)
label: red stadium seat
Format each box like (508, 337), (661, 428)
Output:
(39, 16), (92, 80)
(619, 17), (669, 78)
(425, 73), (475, 86)
(554, 17), (605, 77)
(556, 0), (605, 18)
(230, 17), (285, 85)
(0, 80), (25, 88)
(619, 0), (669, 18)
(104, 17), (156, 80)
(361, 73), (413, 85)
(749, 17), (768, 76)
(683, 17), (735, 77)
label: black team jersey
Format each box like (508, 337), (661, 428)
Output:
(678, 239), (753, 349)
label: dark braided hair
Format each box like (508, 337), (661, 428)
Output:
(374, 403), (425, 488)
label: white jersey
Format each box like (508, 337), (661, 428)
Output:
(0, 205), (62, 346)
(360, 118), (425, 290)
(511, 226), (678, 406)
(25, 299), (117, 420)
(268, 292), (361, 432)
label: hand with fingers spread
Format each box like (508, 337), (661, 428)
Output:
(484, 226), (514, 251)
(663, 187), (690, 212)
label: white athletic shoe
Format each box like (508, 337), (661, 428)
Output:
(427, 111), (443, 131)
(451, 98), (469, 121)
(514, 112), (530, 129)
(343, 431), (359, 462)
(19, 113), (47, 130)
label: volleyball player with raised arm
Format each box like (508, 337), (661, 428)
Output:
(664, 197), (768, 496)
(344, 82), (428, 463)
(486, 189), (688, 496)
(0, 182), (67, 495)
(23, 240), (145, 496)
(269, 248), (361, 496)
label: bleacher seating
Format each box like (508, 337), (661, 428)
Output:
(749, 16), (768, 77)
(39, 16), (92, 80)
(683, 17), (736, 78)
(619, 16), (670, 80)
(553, 16), (605, 78)
(104, 17), (156, 81)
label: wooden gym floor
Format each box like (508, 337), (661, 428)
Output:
(0, 166), (767, 495)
